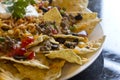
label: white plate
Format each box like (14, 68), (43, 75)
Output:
(0, 3), (104, 80)
(59, 23), (105, 80)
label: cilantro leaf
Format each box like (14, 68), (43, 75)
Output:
(8, 0), (35, 19)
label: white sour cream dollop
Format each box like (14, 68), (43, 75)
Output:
(25, 5), (40, 17)
(0, 3), (11, 19)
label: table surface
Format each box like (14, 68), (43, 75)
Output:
(70, 0), (120, 80)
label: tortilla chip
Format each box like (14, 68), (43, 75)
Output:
(73, 46), (98, 55)
(70, 12), (101, 34)
(44, 60), (65, 80)
(81, 12), (98, 20)
(81, 57), (89, 64)
(0, 60), (19, 76)
(79, 0), (89, 8)
(49, 37), (59, 44)
(0, 68), (20, 80)
(0, 60), (23, 80)
(73, 18), (101, 34)
(14, 60), (65, 80)
(73, 36), (105, 55)
(53, 34), (86, 42)
(14, 64), (46, 80)
(27, 35), (49, 49)
(51, 0), (88, 13)
(84, 18), (101, 35)
(0, 56), (49, 69)
(45, 49), (82, 65)
(35, 52), (49, 66)
(43, 7), (62, 25)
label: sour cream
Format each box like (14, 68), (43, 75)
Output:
(25, 5), (40, 17)
(0, 3), (11, 19)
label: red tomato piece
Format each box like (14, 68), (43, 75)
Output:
(27, 51), (35, 60)
(15, 47), (26, 56)
(21, 37), (34, 48)
(52, 29), (58, 34)
(8, 47), (26, 57)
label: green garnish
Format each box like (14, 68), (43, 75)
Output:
(0, 37), (5, 42)
(69, 25), (76, 31)
(7, 0), (35, 19)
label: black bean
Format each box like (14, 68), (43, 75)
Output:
(40, 7), (48, 12)
(55, 38), (66, 44)
(73, 39), (79, 45)
(75, 13), (83, 20)
(71, 33), (79, 36)
(13, 55), (27, 60)
(64, 41), (76, 49)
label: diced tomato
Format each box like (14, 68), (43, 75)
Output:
(8, 47), (26, 57)
(27, 51), (35, 60)
(8, 37), (35, 59)
(21, 37), (34, 48)
(14, 47), (26, 56)
(52, 29), (58, 34)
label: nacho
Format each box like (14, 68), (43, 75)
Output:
(69, 12), (98, 20)
(72, 18), (100, 34)
(45, 49), (82, 65)
(27, 35), (49, 49)
(14, 60), (65, 80)
(53, 34), (86, 42)
(43, 7), (62, 25)
(44, 60), (65, 80)
(70, 12), (101, 34)
(80, 12), (98, 20)
(0, 68), (20, 80)
(0, 56), (49, 69)
(0, 60), (22, 80)
(51, 0), (88, 13)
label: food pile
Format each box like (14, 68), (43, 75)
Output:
(0, 0), (104, 80)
